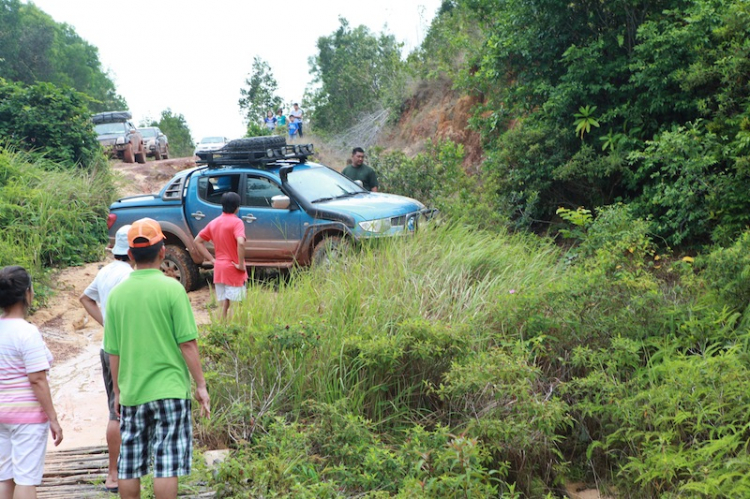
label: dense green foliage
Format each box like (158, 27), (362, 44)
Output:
(441, 0), (750, 247)
(307, 18), (405, 134)
(198, 204), (750, 496)
(0, 148), (115, 289)
(0, 78), (100, 166)
(0, 0), (126, 111)
(371, 140), (504, 230)
(149, 109), (195, 158)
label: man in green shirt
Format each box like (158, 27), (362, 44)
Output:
(104, 218), (210, 499)
(342, 147), (379, 192)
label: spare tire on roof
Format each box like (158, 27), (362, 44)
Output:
(221, 135), (286, 152)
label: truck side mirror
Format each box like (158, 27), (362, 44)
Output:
(271, 195), (291, 210)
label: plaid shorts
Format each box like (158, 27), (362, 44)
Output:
(118, 399), (192, 479)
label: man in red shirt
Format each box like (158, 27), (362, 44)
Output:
(193, 192), (248, 320)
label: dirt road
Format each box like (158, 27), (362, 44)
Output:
(37, 157), (213, 450)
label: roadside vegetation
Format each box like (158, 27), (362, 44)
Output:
(1, 0), (750, 496)
(199, 204), (750, 497)
(0, 147), (116, 300)
(196, 1), (750, 496)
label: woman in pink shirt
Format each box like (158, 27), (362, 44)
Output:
(0, 266), (63, 499)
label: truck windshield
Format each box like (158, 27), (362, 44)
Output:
(139, 128), (157, 137)
(95, 123), (127, 134)
(286, 166), (365, 203)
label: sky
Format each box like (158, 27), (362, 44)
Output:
(26, 0), (443, 142)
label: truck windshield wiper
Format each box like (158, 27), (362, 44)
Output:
(311, 196), (334, 203)
(335, 191), (362, 199)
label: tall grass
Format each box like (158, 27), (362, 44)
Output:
(199, 205), (750, 497)
(0, 147), (116, 298)
(200, 224), (574, 495)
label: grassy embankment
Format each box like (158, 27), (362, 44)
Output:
(196, 206), (750, 497)
(0, 148), (115, 299)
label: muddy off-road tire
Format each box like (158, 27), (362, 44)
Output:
(153, 148), (162, 161)
(122, 143), (135, 163)
(311, 235), (351, 267)
(163, 145), (169, 159)
(135, 144), (146, 164)
(162, 245), (200, 291)
(221, 135), (286, 152)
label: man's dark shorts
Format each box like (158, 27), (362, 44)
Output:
(100, 349), (118, 421)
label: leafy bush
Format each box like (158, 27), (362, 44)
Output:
(0, 78), (100, 167)
(697, 230), (750, 315)
(602, 347), (750, 497)
(197, 206), (750, 496)
(371, 140), (505, 230)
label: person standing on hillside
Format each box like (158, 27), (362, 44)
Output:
(104, 218), (210, 499)
(276, 108), (287, 129)
(263, 110), (276, 131)
(342, 147), (379, 192)
(290, 103), (304, 138)
(0, 265), (63, 499)
(79, 224), (133, 494)
(288, 115), (299, 141)
(193, 192), (248, 320)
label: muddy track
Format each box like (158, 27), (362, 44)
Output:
(37, 157), (213, 449)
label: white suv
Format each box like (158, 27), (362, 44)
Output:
(194, 136), (229, 156)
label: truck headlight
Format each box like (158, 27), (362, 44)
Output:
(115, 137), (126, 145)
(359, 218), (391, 233)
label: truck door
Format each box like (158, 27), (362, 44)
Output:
(186, 172), (303, 264)
(240, 174), (303, 262)
(185, 172), (239, 238)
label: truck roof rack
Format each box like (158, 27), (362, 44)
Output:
(92, 111), (132, 124)
(197, 143), (315, 169)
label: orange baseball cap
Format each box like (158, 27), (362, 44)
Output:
(128, 218), (166, 248)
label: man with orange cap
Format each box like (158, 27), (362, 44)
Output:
(104, 218), (210, 499)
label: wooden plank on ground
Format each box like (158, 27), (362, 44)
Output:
(40, 445), (215, 498)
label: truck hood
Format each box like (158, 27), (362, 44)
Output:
(97, 132), (126, 140)
(315, 192), (425, 221)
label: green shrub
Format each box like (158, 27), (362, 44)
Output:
(0, 78), (100, 167)
(602, 347), (750, 497)
(698, 230), (750, 316)
(371, 140), (506, 230)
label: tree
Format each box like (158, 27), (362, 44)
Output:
(238, 57), (282, 127)
(308, 17), (404, 134)
(152, 109), (193, 158)
(0, 78), (100, 167)
(0, 0), (127, 111)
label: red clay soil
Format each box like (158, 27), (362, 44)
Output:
(383, 76), (484, 170)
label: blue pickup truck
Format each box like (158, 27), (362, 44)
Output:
(106, 137), (433, 290)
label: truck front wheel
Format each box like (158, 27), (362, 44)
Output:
(311, 235), (351, 267)
(162, 245), (200, 291)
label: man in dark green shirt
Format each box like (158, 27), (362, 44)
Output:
(342, 147), (379, 192)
